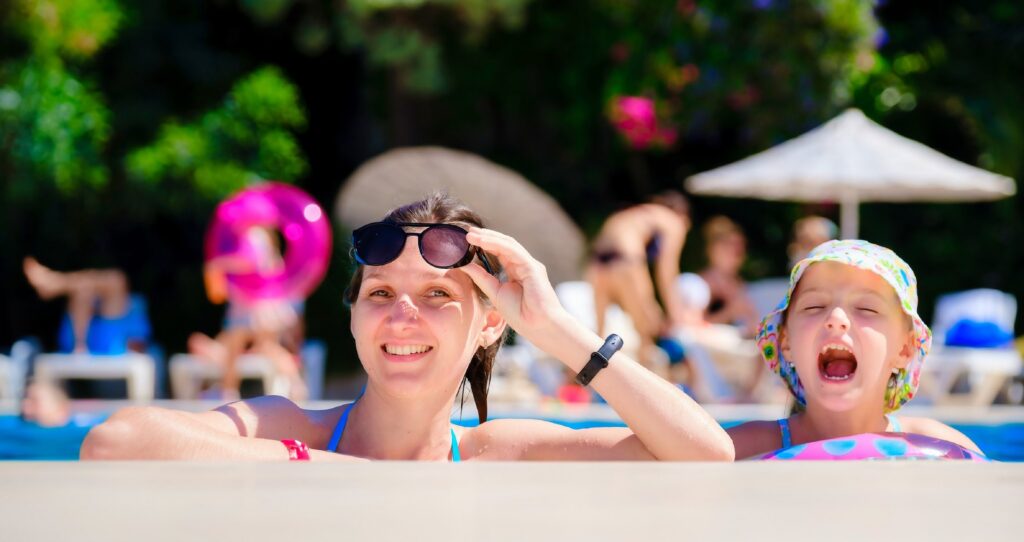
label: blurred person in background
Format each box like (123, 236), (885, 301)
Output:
(190, 227), (307, 401)
(788, 215), (838, 267)
(23, 257), (150, 356)
(699, 216), (758, 336)
(586, 191), (691, 374)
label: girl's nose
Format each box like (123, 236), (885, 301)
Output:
(825, 306), (850, 331)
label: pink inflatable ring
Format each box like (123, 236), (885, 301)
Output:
(205, 183), (331, 302)
(756, 432), (988, 461)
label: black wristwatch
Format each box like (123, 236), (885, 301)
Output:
(575, 334), (624, 386)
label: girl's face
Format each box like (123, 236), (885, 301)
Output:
(350, 236), (504, 399)
(781, 262), (915, 413)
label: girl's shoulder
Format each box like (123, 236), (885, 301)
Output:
(726, 419), (784, 460)
(893, 416), (981, 453)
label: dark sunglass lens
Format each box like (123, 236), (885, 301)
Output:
(354, 224), (405, 265)
(421, 226), (470, 268)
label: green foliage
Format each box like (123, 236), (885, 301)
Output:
(9, 0), (124, 59)
(126, 66), (308, 200)
(236, 0), (533, 93)
(0, 60), (111, 197)
(601, 0), (879, 150)
(0, 0), (122, 199)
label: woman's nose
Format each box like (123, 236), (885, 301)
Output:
(389, 295), (419, 322)
(825, 307), (850, 331)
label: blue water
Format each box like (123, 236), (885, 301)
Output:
(3, 414), (1022, 461)
(0, 414), (106, 460)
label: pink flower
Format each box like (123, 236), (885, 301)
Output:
(608, 96), (678, 150)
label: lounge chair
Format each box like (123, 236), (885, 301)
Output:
(919, 289), (1022, 406)
(0, 339), (35, 400)
(169, 340), (328, 400)
(33, 352), (156, 401)
(746, 277), (790, 320)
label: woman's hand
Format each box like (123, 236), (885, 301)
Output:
(461, 227), (573, 349)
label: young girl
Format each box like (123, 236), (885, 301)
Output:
(728, 240), (981, 459)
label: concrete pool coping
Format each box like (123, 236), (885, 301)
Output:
(1, 461), (1021, 541)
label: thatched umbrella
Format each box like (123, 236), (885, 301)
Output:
(336, 147), (585, 284)
(686, 109), (1016, 238)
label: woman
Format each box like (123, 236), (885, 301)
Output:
(699, 216), (757, 335)
(586, 192), (691, 371)
(81, 193), (732, 461)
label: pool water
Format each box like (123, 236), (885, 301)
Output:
(3, 414), (1022, 461)
(0, 414), (105, 460)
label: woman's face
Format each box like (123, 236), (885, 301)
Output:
(708, 232), (746, 273)
(350, 236), (503, 399)
(781, 262), (914, 413)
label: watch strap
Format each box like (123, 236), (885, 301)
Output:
(576, 334), (624, 386)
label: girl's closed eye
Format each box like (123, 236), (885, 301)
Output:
(798, 300), (825, 311)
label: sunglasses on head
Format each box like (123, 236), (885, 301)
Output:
(352, 222), (494, 274)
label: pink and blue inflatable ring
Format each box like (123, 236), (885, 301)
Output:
(756, 432), (989, 461)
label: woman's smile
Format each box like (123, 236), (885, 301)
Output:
(381, 343), (434, 362)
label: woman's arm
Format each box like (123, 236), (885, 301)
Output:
(80, 396), (361, 461)
(901, 417), (982, 454)
(463, 228), (733, 461)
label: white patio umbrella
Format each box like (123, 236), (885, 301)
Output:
(336, 146), (586, 284)
(685, 109), (1016, 238)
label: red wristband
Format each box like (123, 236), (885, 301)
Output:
(281, 439), (310, 461)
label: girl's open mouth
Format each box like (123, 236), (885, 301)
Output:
(818, 343), (857, 382)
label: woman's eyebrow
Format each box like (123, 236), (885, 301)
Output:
(362, 269), (460, 285)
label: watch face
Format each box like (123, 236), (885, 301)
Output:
(599, 334), (624, 359)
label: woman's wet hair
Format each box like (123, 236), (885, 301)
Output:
(344, 192), (506, 423)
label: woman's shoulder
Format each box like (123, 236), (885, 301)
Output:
(893, 416), (981, 453)
(213, 395), (346, 449)
(456, 418), (540, 460)
(726, 419), (784, 460)
(457, 418), (589, 460)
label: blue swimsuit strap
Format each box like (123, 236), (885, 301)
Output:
(326, 400), (461, 462)
(777, 415), (903, 449)
(777, 418), (793, 449)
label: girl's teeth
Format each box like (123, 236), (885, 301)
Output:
(821, 344), (851, 354)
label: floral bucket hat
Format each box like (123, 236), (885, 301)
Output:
(756, 240), (932, 412)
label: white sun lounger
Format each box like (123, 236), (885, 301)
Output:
(918, 289), (1022, 406)
(169, 354), (285, 399)
(33, 353), (156, 401)
(169, 341), (327, 400)
(0, 354), (17, 400)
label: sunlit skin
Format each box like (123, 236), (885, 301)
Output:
(81, 224), (734, 462)
(728, 261), (980, 459)
(351, 237), (504, 402)
(782, 261), (915, 415)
